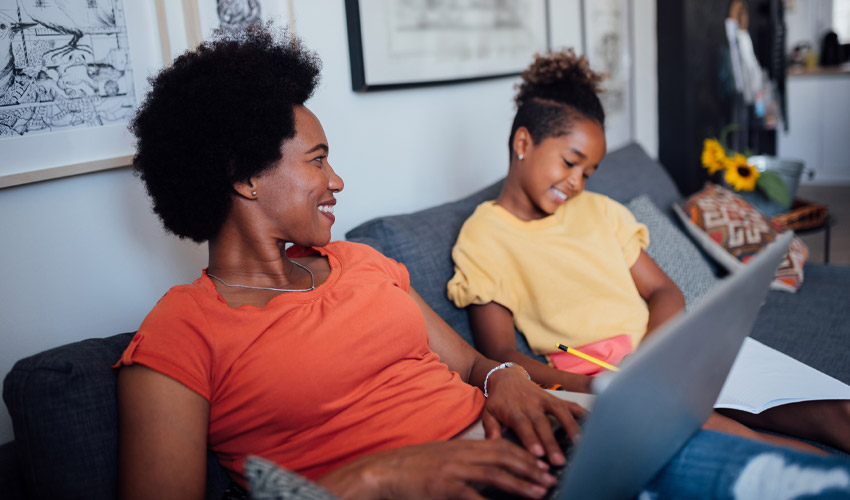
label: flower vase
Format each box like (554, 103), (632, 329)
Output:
(732, 186), (788, 217)
(711, 173), (788, 217)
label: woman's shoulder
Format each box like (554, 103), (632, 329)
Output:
(322, 240), (386, 261)
(323, 240), (405, 274)
(144, 277), (214, 321)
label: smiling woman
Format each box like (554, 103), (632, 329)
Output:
(113, 21), (589, 500)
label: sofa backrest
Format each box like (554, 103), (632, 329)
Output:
(584, 143), (683, 214)
(2, 333), (230, 499)
(345, 142), (685, 353)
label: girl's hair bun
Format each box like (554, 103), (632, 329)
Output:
(515, 49), (603, 107)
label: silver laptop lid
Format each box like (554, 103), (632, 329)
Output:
(557, 231), (793, 500)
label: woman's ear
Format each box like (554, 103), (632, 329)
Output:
(233, 178), (258, 200)
(513, 127), (531, 160)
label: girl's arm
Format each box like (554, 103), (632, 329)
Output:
(408, 288), (585, 465)
(629, 250), (685, 340)
(468, 302), (592, 394)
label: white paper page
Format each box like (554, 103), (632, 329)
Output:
(715, 338), (850, 413)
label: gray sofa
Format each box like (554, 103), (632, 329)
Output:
(2, 143), (849, 499)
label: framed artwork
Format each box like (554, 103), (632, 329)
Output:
(582, 0), (633, 148)
(156, 0), (292, 65)
(174, 0), (293, 55)
(345, 0), (549, 91)
(0, 0), (166, 189)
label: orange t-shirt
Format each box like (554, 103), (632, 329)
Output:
(114, 241), (484, 485)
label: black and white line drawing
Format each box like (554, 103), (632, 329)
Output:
(0, 0), (136, 139)
(216, 0), (262, 32)
(388, 0), (533, 61)
(348, 0), (548, 90)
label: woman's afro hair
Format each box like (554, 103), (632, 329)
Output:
(509, 48), (605, 156)
(130, 22), (321, 243)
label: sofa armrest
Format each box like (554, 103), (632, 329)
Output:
(0, 440), (25, 499)
(2, 333), (231, 499)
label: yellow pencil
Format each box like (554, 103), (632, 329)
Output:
(556, 344), (620, 372)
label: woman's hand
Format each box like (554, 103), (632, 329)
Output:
(317, 439), (557, 500)
(482, 366), (587, 467)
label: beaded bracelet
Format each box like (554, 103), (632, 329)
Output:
(483, 362), (530, 398)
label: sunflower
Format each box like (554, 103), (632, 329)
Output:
(723, 153), (760, 191)
(701, 138), (726, 175)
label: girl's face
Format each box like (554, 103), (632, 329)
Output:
(253, 106), (344, 247)
(510, 118), (606, 220)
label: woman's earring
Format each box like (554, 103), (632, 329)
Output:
(518, 153), (524, 161)
(251, 191), (257, 197)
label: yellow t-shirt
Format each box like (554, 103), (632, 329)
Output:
(447, 191), (650, 354)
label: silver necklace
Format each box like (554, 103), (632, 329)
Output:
(207, 261), (315, 292)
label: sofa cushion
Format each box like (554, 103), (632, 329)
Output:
(626, 195), (718, 309)
(2, 333), (231, 499)
(749, 263), (850, 386)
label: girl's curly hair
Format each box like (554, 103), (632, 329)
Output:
(508, 49), (605, 158)
(131, 22), (321, 243)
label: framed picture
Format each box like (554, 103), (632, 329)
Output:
(582, 0), (633, 148)
(345, 0), (549, 91)
(165, 0), (293, 58)
(0, 0), (166, 189)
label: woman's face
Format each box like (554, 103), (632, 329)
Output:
(254, 106), (343, 247)
(515, 118), (606, 220)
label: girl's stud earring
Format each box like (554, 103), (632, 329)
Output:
(251, 191), (257, 196)
(518, 154), (524, 161)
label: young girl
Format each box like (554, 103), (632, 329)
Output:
(447, 49), (850, 454)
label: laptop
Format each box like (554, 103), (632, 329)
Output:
(527, 231), (792, 499)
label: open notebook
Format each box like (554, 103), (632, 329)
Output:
(716, 337), (850, 413)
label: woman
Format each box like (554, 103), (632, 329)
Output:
(115, 24), (583, 500)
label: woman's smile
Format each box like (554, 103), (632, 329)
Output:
(318, 200), (336, 223)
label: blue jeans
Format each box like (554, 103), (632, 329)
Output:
(642, 430), (850, 499)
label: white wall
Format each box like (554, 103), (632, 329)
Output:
(633, 0), (659, 159)
(0, 2), (657, 444)
(780, 0), (850, 185)
(785, 0), (834, 51)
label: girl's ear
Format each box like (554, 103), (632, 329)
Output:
(233, 178), (258, 200)
(513, 127), (531, 159)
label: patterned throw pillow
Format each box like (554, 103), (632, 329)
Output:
(244, 456), (339, 500)
(672, 183), (808, 293)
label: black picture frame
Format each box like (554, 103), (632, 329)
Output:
(344, 0), (550, 92)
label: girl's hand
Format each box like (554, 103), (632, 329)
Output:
(481, 366), (587, 466)
(317, 439), (558, 500)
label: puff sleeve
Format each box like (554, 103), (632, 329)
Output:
(608, 197), (649, 267)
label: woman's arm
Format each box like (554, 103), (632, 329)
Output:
(317, 439), (559, 499)
(409, 288), (585, 466)
(467, 302), (592, 394)
(629, 250), (685, 339)
(117, 365), (210, 500)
